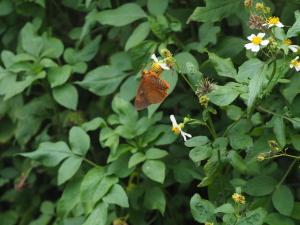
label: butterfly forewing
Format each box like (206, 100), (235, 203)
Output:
(134, 71), (170, 110)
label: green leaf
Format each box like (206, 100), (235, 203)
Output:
(198, 23), (220, 48)
(291, 202), (300, 220)
(189, 145), (212, 163)
(147, 0), (168, 16)
(0, 0), (13, 16)
(227, 150), (247, 173)
(282, 74), (300, 103)
(52, 84), (78, 110)
(83, 202), (107, 225)
(145, 148), (168, 159)
(47, 65), (72, 88)
(287, 11), (300, 38)
(103, 184), (129, 207)
(190, 194), (215, 223)
(208, 85), (240, 106)
(119, 76), (140, 101)
(229, 133), (253, 150)
(128, 152), (146, 168)
(185, 136), (209, 147)
(236, 208), (266, 225)
(244, 176), (277, 196)
(291, 134), (300, 151)
(81, 117), (106, 132)
(188, 0), (242, 23)
(226, 105), (243, 121)
(95, 3), (146, 27)
(20, 23), (43, 57)
(76, 65), (126, 96)
(247, 64), (268, 115)
(273, 116), (286, 147)
(272, 185), (294, 216)
(57, 156), (82, 185)
(208, 52), (237, 79)
(125, 22), (150, 51)
(69, 126), (90, 156)
(237, 58), (264, 83)
(20, 141), (72, 167)
(144, 186), (166, 214)
(41, 37), (64, 59)
(142, 160), (165, 183)
(214, 203), (235, 214)
(57, 179), (81, 217)
(265, 213), (296, 225)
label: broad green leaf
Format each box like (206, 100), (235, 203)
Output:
(244, 176), (277, 196)
(214, 203), (234, 214)
(128, 152), (146, 168)
(291, 134), (300, 151)
(144, 186), (166, 214)
(125, 22), (150, 51)
(208, 85), (239, 106)
(272, 185), (294, 216)
(142, 160), (165, 183)
(291, 202), (300, 220)
(81, 117), (106, 131)
(265, 213), (295, 225)
(69, 126), (90, 156)
(0, 0), (13, 16)
(208, 52), (237, 79)
(41, 37), (64, 59)
(20, 23), (43, 57)
(282, 74), (300, 103)
(20, 141), (72, 167)
(185, 136), (209, 147)
(95, 3), (146, 27)
(83, 202), (107, 225)
(188, 0), (242, 23)
(147, 0), (168, 16)
(189, 145), (212, 163)
(93, 176), (119, 207)
(287, 11), (300, 38)
(52, 84), (78, 110)
(57, 156), (82, 185)
(119, 75), (140, 101)
(190, 194), (215, 223)
(226, 105), (243, 121)
(229, 133), (253, 150)
(237, 58), (264, 83)
(236, 208), (266, 225)
(76, 65), (126, 96)
(198, 23), (220, 48)
(103, 184), (129, 207)
(227, 150), (247, 173)
(145, 148), (168, 159)
(57, 179), (81, 217)
(47, 65), (72, 88)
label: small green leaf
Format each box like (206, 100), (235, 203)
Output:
(128, 152), (146, 168)
(190, 194), (215, 223)
(214, 203), (235, 214)
(189, 145), (212, 163)
(287, 11), (300, 38)
(236, 207), (266, 225)
(69, 126), (90, 156)
(208, 85), (239, 106)
(147, 0), (168, 16)
(142, 160), (165, 183)
(265, 213), (296, 225)
(272, 185), (294, 216)
(57, 156), (82, 185)
(185, 136), (209, 147)
(125, 22), (150, 51)
(81, 117), (106, 131)
(47, 65), (72, 88)
(52, 84), (78, 110)
(273, 116), (286, 147)
(144, 186), (166, 214)
(145, 148), (168, 159)
(103, 184), (129, 208)
(83, 202), (108, 225)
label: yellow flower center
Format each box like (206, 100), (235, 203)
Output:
(268, 16), (280, 25)
(252, 36), (262, 45)
(291, 59), (300, 67)
(172, 126), (181, 135)
(151, 62), (163, 73)
(283, 39), (292, 46)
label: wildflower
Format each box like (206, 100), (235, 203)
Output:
(232, 193), (246, 204)
(256, 153), (266, 161)
(151, 54), (170, 73)
(263, 16), (284, 28)
(283, 39), (299, 53)
(248, 14), (265, 30)
(170, 115), (192, 142)
(245, 33), (269, 52)
(199, 95), (209, 108)
(290, 56), (300, 72)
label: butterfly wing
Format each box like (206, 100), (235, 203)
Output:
(134, 72), (170, 110)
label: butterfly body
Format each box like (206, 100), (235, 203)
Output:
(134, 70), (170, 110)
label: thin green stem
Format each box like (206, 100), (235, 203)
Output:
(181, 74), (195, 91)
(276, 159), (297, 189)
(82, 157), (99, 167)
(257, 106), (299, 124)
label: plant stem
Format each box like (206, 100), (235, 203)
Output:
(181, 74), (195, 91)
(257, 106), (299, 124)
(82, 157), (99, 167)
(276, 159), (297, 189)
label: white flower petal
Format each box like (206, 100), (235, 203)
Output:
(181, 131), (192, 142)
(277, 22), (284, 28)
(289, 45), (298, 53)
(257, 33), (265, 38)
(290, 64), (294, 69)
(151, 54), (158, 62)
(247, 34), (255, 41)
(261, 40), (269, 46)
(170, 115), (179, 127)
(251, 45), (260, 52)
(262, 23), (267, 27)
(245, 43), (254, 50)
(296, 66), (300, 71)
(159, 62), (170, 70)
(295, 56), (299, 60)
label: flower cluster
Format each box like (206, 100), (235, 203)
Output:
(150, 48), (176, 74)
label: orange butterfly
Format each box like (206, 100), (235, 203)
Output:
(134, 70), (170, 110)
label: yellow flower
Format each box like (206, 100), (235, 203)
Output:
(290, 56), (300, 72)
(264, 16), (284, 28)
(232, 193), (246, 204)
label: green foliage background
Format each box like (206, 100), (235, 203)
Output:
(1, 0), (300, 224)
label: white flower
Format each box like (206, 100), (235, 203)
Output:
(151, 54), (170, 70)
(263, 16), (284, 28)
(290, 56), (300, 71)
(244, 33), (269, 52)
(288, 45), (299, 53)
(170, 115), (192, 142)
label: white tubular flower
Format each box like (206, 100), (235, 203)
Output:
(170, 115), (192, 142)
(151, 54), (170, 70)
(290, 56), (300, 71)
(263, 16), (284, 28)
(245, 33), (269, 52)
